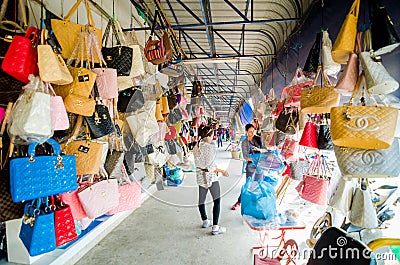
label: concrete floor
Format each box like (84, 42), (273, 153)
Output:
(74, 142), (400, 265)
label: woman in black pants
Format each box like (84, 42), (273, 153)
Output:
(193, 125), (229, 235)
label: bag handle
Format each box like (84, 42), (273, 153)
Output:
(102, 19), (123, 47)
(312, 65), (332, 87)
(0, 0), (27, 32)
(27, 139), (62, 157)
(88, 31), (107, 68)
(64, 0), (95, 27)
(348, 0), (360, 18)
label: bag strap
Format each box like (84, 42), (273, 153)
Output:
(102, 18), (122, 47)
(64, 0), (84, 22)
(88, 31), (107, 68)
(149, 10), (160, 38)
(312, 65), (332, 87)
(0, 0), (27, 31)
(348, 0), (360, 18)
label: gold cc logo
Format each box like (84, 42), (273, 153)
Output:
(344, 115), (380, 132)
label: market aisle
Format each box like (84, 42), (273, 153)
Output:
(75, 142), (262, 265)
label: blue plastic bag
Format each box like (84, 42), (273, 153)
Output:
(250, 149), (284, 173)
(263, 174), (279, 187)
(241, 177), (277, 220)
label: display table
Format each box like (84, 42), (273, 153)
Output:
(243, 215), (306, 265)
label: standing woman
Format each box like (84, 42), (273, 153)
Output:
(231, 123), (267, 210)
(193, 125), (229, 235)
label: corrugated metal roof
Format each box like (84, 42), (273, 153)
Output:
(137, 0), (315, 123)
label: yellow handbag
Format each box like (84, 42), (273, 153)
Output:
(51, 0), (102, 62)
(63, 94), (96, 117)
(300, 66), (340, 114)
(331, 0), (360, 64)
(330, 73), (398, 149)
(161, 95), (170, 114)
(155, 99), (164, 121)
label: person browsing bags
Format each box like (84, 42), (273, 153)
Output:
(231, 123), (267, 210)
(193, 125), (229, 235)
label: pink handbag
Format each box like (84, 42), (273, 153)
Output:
(60, 183), (88, 220)
(281, 68), (313, 107)
(77, 177), (120, 219)
(0, 107), (5, 125)
(47, 83), (69, 131)
(280, 138), (298, 161)
(296, 154), (330, 205)
(106, 166), (141, 215)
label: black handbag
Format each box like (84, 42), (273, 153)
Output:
(0, 170), (24, 223)
(0, 69), (24, 104)
(275, 107), (299, 135)
(84, 103), (115, 139)
(303, 31), (322, 77)
(167, 94), (178, 110)
(101, 19), (133, 76)
(141, 144), (154, 156)
(117, 87), (144, 113)
(191, 80), (203, 97)
(165, 139), (182, 155)
(317, 122), (333, 150)
(168, 108), (183, 124)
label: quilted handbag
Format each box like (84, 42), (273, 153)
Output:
(101, 19), (133, 76)
(317, 122), (333, 150)
(0, 170), (24, 222)
(10, 139), (77, 202)
(168, 107), (183, 124)
(299, 120), (318, 149)
(19, 199), (56, 256)
(1, 26), (39, 83)
(106, 177), (141, 215)
(334, 139), (400, 178)
(63, 93), (96, 117)
(84, 102), (115, 139)
(321, 30), (341, 78)
(303, 31), (322, 77)
(296, 155), (330, 205)
(145, 163), (156, 183)
(360, 41), (399, 95)
(280, 138), (298, 162)
(330, 74), (398, 149)
(329, 178), (356, 213)
(48, 83), (69, 131)
(77, 177), (119, 219)
(289, 160), (310, 180)
(0, 70), (25, 104)
(300, 66), (340, 114)
(332, 0), (360, 64)
(60, 189), (87, 220)
(37, 30), (73, 85)
(51, 0), (102, 62)
(281, 68), (312, 107)
(349, 181), (378, 229)
(104, 150), (125, 181)
(51, 196), (78, 247)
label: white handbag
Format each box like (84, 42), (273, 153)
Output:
(329, 178), (355, 214)
(349, 181), (378, 229)
(126, 101), (159, 147)
(321, 30), (341, 79)
(147, 141), (170, 167)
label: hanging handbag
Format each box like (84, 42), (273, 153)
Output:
(0, 70), (25, 104)
(101, 19), (133, 76)
(332, 0), (360, 64)
(62, 116), (103, 175)
(104, 150), (125, 180)
(289, 159), (310, 180)
(329, 178), (356, 214)
(9, 139), (78, 202)
(260, 116), (275, 132)
(53, 31), (97, 99)
(334, 138), (400, 178)
(144, 10), (173, 65)
(303, 31), (322, 77)
(280, 137), (298, 162)
(330, 73), (398, 149)
(106, 171), (141, 215)
(63, 93), (96, 116)
(299, 119), (318, 149)
(168, 107), (183, 124)
(8, 78), (52, 142)
(47, 83), (70, 131)
(1, 26), (39, 83)
(38, 29), (73, 85)
(300, 66), (340, 114)
(296, 154), (330, 205)
(19, 199), (56, 256)
(126, 101), (159, 147)
(51, 196), (78, 247)
(317, 115), (333, 150)
(360, 30), (399, 95)
(368, 0), (400, 55)
(281, 68), (313, 107)
(349, 179), (378, 229)
(147, 140), (169, 167)
(51, 0), (102, 62)
(159, 60), (184, 77)
(117, 87), (144, 113)
(60, 187), (88, 220)
(334, 32), (362, 96)
(0, 170), (24, 222)
(77, 176), (120, 219)
(321, 30), (341, 78)
(275, 107), (298, 135)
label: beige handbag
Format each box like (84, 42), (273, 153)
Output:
(332, 0), (360, 64)
(321, 30), (341, 78)
(331, 73), (398, 149)
(63, 94), (95, 117)
(349, 180), (378, 229)
(37, 30), (73, 85)
(53, 31), (97, 99)
(300, 66), (340, 114)
(51, 0), (102, 62)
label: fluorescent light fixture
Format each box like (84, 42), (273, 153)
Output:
(183, 57), (239, 64)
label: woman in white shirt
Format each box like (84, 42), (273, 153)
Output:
(193, 125), (229, 235)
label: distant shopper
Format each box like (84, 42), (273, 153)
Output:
(216, 125), (223, 147)
(231, 123), (266, 210)
(193, 125), (229, 235)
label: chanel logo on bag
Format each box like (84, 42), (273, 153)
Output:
(78, 145), (90, 153)
(106, 55), (113, 61)
(344, 115), (380, 131)
(353, 150), (384, 166)
(78, 74), (90, 82)
(94, 112), (101, 125)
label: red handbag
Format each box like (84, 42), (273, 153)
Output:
(51, 196), (78, 247)
(280, 138), (298, 161)
(165, 126), (177, 140)
(1, 26), (39, 83)
(299, 120), (318, 149)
